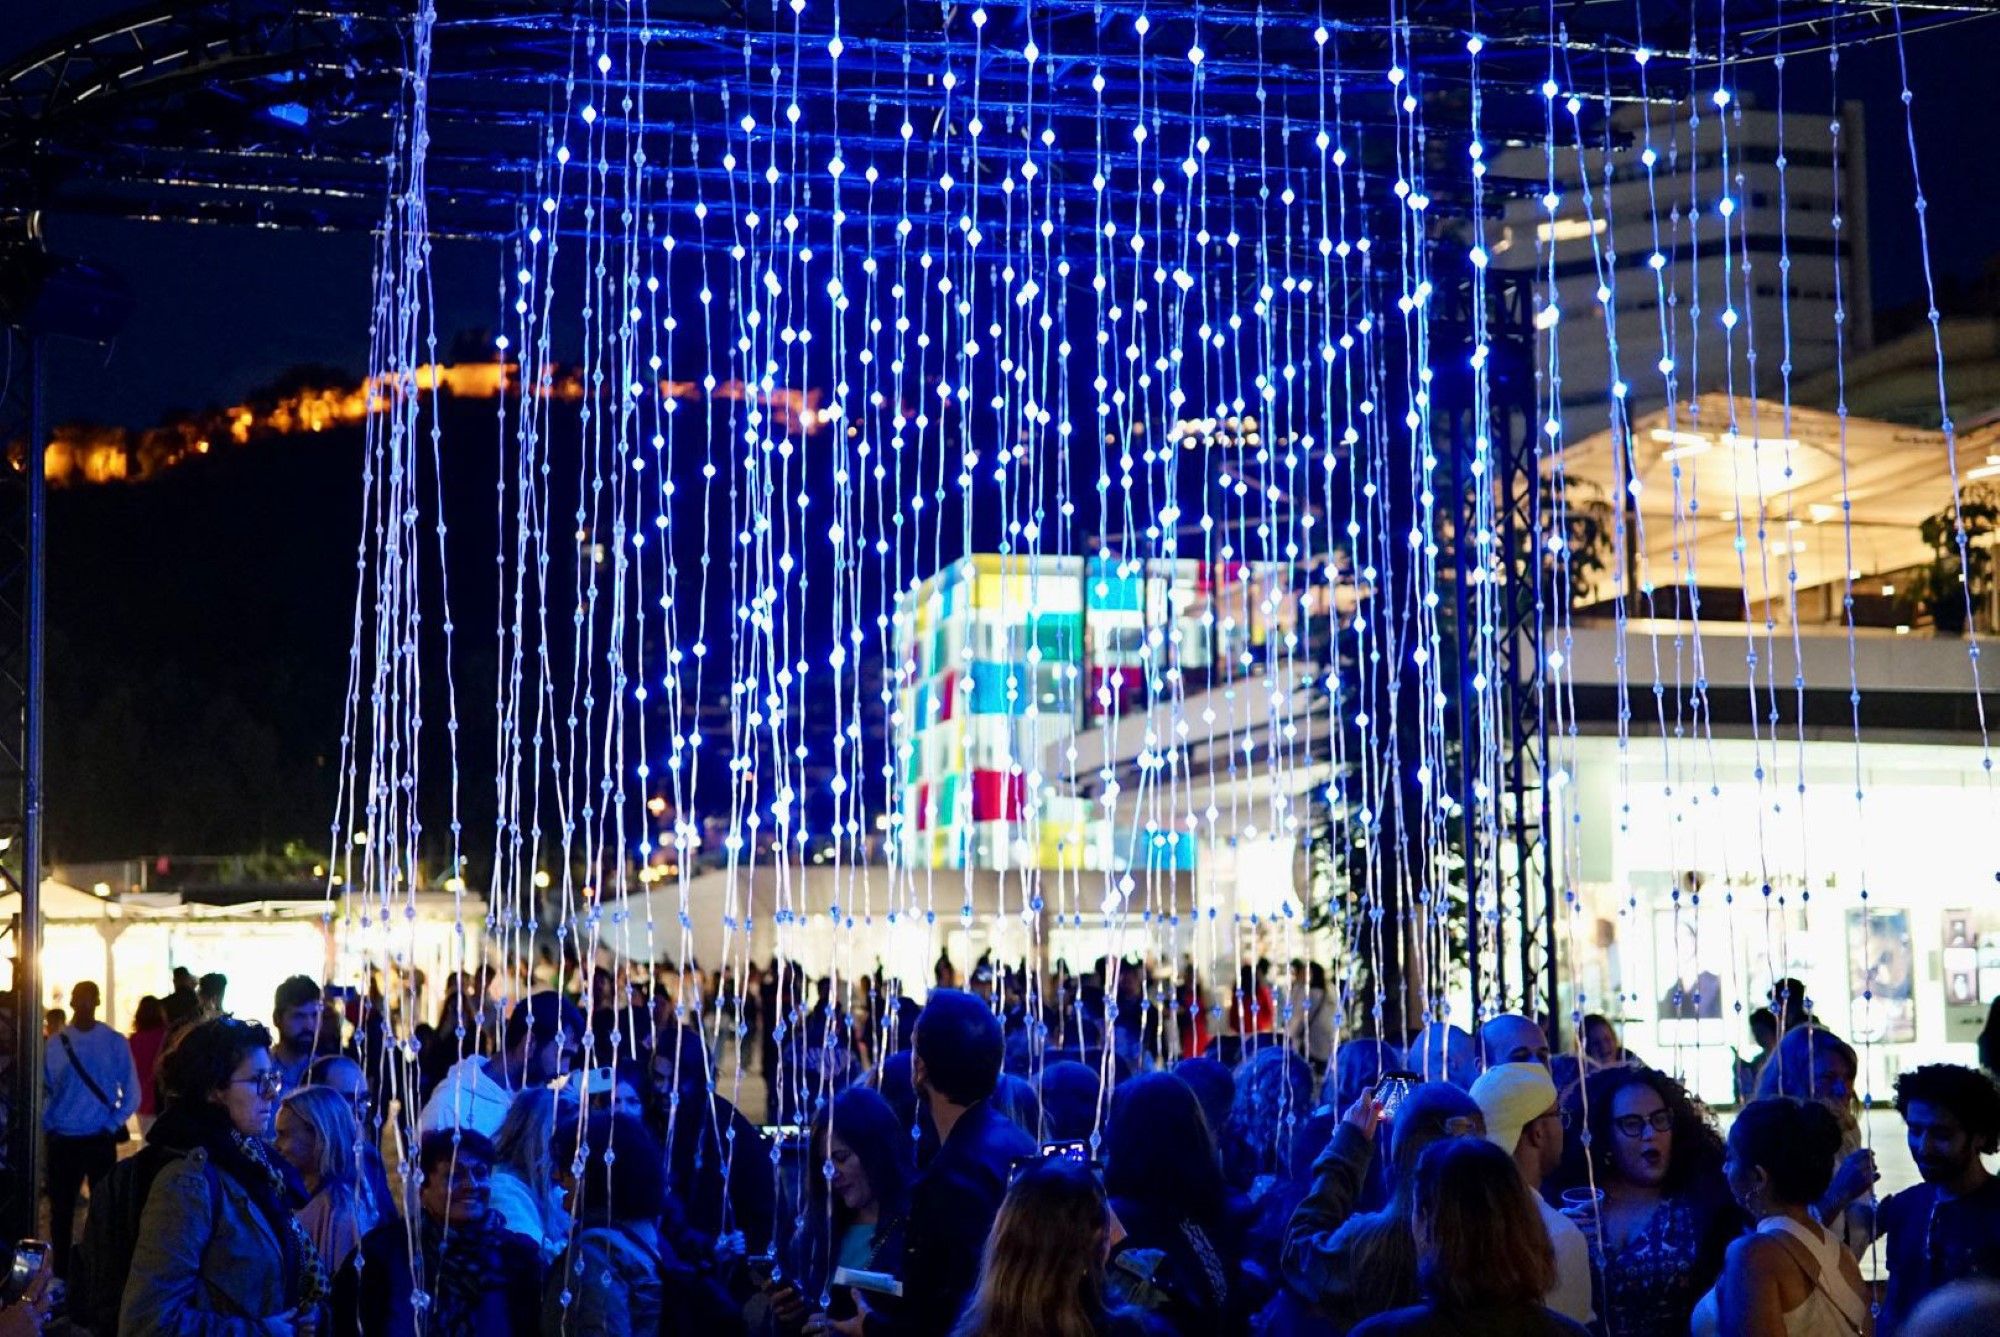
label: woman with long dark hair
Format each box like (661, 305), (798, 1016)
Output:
(769, 1086), (912, 1332)
(119, 1015), (325, 1337)
(1103, 1072), (1237, 1335)
(549, 1114), (669, 1336)
(1561, 1066), (1738, 1337)
(951, 1159), (1158, 1337)
(1280, 1081), (1486, 1330)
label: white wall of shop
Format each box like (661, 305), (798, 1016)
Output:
(1563, 732), (1998, 1104)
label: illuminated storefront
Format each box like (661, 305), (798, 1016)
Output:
(1563, 731), (1998, 1105)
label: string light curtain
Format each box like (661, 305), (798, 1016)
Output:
(325, 0), (1993, 1320)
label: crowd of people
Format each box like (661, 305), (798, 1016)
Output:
(16, 959), (2000, 1335)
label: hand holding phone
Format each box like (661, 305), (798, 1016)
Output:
(769, 1279), (815, 1328)
(1374, 1071), (1420, 1117)
(1, 1241), (46, 1306)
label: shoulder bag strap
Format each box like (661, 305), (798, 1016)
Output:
(58, 1033), (120, 1113)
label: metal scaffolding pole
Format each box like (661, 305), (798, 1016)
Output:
(0, 330), (41, 1241)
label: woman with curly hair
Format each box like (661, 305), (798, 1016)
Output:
(1560, 1066), (1740, 1337)
(1223, 1047), (1315, 1192)
(119, 1015), (326, 1337)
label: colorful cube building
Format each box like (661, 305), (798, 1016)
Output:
(891, 553), (1287, 873)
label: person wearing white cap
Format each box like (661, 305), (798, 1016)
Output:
(1470, 1062), (1595, 1325)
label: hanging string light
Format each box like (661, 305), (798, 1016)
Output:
(319, 8), (1997, 1311)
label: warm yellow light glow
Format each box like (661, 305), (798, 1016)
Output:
(40, 362), (828, 488)
(1536, 217), (1608, 243)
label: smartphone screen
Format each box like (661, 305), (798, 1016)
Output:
(1375, 1072), (1420, 1115)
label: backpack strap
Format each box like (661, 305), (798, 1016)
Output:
(185, 1149), (253, 1320)
(612, 1221), (665, 1272)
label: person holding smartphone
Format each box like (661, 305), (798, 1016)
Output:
(765, 1088), (912, 1333)
(0, 1242), (53, 1336)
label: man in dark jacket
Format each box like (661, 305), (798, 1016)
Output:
(856, 988), (1034, 1337)
(357, 1128), (542, 1336)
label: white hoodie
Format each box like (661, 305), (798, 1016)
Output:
(416, 1054), (515, 1139)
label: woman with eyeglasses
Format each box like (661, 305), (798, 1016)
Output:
(119, 1015), (326, 1337)
(1560, 1067), (1737, 1337)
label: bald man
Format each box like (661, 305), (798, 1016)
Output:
(1481, 1013), (1552, 1069)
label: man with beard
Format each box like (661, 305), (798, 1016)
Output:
(417, 991), (584, 1139)
(1874, 1063), (2000, 1333)
(270, 975), (324, 1095)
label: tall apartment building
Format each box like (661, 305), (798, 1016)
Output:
(1490, 100), (1871, 436)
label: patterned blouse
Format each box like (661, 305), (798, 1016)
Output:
(1584, 1196), (1707, 1337)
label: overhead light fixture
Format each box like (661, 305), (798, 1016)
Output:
(1536, 217), (1609, 243)
(1649, 428), (1711, 461)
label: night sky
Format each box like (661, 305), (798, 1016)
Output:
(16, 6), (1999, 431)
